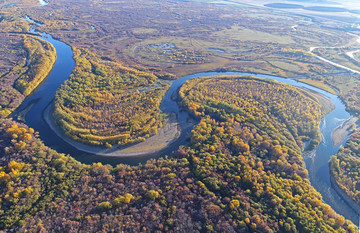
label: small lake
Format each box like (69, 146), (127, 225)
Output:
(265, 3), (351, 13)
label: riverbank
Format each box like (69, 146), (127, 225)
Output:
(331, 116), (358, 146)
(44, 102), (181, 157)
(307, 89), (335, 117)
(21, 66), (360, 223)
(330, 175), (360, 216)
(297, 78), (338, 95)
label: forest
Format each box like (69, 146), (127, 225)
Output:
(0, 8), (57, 118)
(53, 49), (169, 146)
(16, 0), (360, 119)
(1, 0), (360, 231)
(2, 0), (360, 119)
(179, 76), (322, 151)
(14, 35), (56, 96)
(0, 34), (56, 118)
(0, 76), (356, 232)
(331, 132), (360, 204)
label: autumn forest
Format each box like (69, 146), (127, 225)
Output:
(0, 0), (360, 232)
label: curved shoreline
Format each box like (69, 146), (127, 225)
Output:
(43, 102), (181, 157)
(16, 14), (360, 224)
(330, 175), (360, 215)
(331, 116), (358, 146)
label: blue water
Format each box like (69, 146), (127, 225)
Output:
(265, 2), (349, 12)
(14, 17), (359, 225)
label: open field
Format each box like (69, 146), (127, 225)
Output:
(313, 73), (360, 114)
(314, 47), (360, 72)
(298, 78), (338, 95)
(2, 0), (360, 115)
(17, 0), (353, 78)
(0, 0), (360, 133)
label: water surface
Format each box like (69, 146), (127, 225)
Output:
(14, 16), (359, 226)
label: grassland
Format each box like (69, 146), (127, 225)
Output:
(297, 78), (338, 95)
(314, 47), (360, 72)
(3, 0), (360, 116)
(19, 0), (351, 79)
(310, 73), (360, 114)
(1, 0), (360, 144)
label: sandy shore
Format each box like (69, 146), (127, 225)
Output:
(305, 89), (335, 117)
(331, 116), (358, 146)
(43, 102), (181, 157)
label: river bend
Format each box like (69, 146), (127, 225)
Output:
(13, 16), (359, 225)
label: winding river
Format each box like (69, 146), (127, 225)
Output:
(14, 16), (359, 225)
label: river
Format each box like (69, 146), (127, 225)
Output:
(38, 0), (48, 7)
(14, 16), (359, 225)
